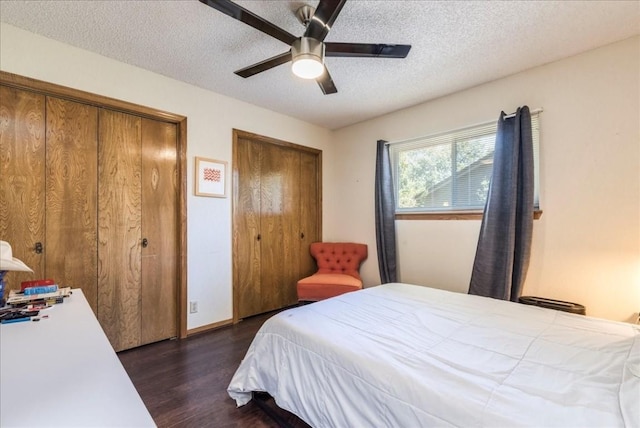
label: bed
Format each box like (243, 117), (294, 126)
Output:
(228, 283), (640, 427)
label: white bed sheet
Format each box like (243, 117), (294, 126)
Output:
(228, 283), (640, 427)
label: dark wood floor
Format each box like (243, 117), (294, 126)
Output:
(118, 311), (310, 428)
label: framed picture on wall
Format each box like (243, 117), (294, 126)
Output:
(195, 157), (227, 198)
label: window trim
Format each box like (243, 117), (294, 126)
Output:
(395, 210), (543, 221)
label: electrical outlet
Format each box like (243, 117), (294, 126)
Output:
(189, 301), (198, 314)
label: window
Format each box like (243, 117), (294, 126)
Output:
(389, 113), (540, 215)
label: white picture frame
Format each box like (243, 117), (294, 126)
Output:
(195, 157), (227, 198)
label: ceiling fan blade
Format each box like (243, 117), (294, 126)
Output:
(234, 51), (292, 78)
(317, 66), (338, 95)
(325, 43), (412, 58)
(304, 0), (347, 42)
(199, 0), (297, 46)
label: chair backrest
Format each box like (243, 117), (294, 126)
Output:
(309, 242), (368, 279)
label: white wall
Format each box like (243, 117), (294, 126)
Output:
(330, 36), (640, 322)
(0, 23), (333, 329)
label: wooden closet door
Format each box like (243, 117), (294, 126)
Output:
(45, 97), (98, 312)
(140, 117), (177, 345)
(298, 151), (320, 280)
(234, 136), (262, 319)
(260, 143), (300, 312)
(0, 86), (45, 284)
(233, 130), (322, 320)
(98, 109), (142, 352)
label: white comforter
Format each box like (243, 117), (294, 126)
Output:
(228, 283), (640, 427)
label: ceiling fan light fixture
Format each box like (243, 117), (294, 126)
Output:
(291, 37), (325, 79)
(201, 0), (411, 94)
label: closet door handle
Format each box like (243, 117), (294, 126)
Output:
(142, 238), (149, 248)
(34, 242), (43, 254)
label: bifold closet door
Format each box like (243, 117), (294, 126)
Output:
(45, 97), (98, 313)
(260, 143), (301, 312)
(234, 137), (262, 319)
(1, 88), (99, 312)
(98, 110), (178, 351)
(298, 151), (320, 280)
(0, 86), (45, 285)
(2, 77), (182, 352)
(140, 118), (177, 345)
(234, 130), (322, 320)
(98, 109), (142, 352)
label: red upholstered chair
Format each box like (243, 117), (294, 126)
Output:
(297, 242), (368, 302)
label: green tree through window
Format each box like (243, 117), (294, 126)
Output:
(390, 114), (540, 213)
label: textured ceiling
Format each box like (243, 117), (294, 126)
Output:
(1, 0), (638, 129)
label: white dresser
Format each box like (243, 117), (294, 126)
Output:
(0, 289), (155, 427)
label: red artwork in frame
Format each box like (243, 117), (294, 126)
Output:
(195, 157), (227, 197)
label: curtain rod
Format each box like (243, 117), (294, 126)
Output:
(384, 107), (543, 145)
(503, 107), (543, 119)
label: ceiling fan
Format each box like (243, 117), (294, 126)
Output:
(199, 0), (412, 95)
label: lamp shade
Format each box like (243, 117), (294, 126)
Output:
(0, 241), (33, 272)
(291, 37), (325, 79)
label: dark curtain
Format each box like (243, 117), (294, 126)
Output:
(375, 140), (397, 283)
(469, 106), (534, 301)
